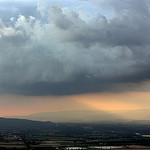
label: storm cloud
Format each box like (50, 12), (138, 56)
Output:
(0, 0), (150, 95)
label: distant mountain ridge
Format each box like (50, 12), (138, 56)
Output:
(8, 110), (121, 123)
(8, 109), (150, 123)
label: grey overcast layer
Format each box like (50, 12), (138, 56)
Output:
(0, 0), (150, 95)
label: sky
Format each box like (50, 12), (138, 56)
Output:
(0, 0), (150, 117)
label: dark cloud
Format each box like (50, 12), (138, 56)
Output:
(0, 0), (150, 95)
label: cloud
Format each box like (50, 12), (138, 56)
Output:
(0, 0), (150, 95)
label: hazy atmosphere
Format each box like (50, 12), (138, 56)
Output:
(0, 0), (150, 118)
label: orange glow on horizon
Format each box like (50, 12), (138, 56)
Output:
(0, 91), (150, 117)
(70, 92), (141, 111)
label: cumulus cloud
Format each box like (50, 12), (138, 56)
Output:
(0, 0), (150, 95)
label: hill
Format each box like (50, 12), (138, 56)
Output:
(0, 117), (56, 130)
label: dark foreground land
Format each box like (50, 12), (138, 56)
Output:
(0, 118), (150, 149)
